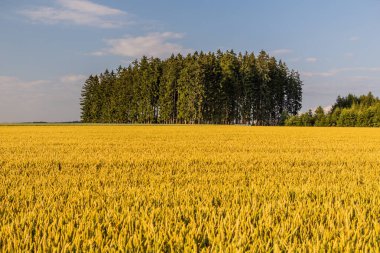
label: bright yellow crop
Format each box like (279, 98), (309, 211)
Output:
(1, 126), (380, 252)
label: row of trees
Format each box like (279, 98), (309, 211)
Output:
(285, 92), (380, 127)
(80, 50), (303, 125)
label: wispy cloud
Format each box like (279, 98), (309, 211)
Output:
(58, 0), (123, 15)
(308, 105), (332, 114)
(60, 74), (87, 83)
(0, 74), (85, 122)
(21, 0), (129, 28)
(269, 49), (293, 56)
(344, 52), (354, 58)
(93, 32), (193, 58)
(323, 105), (332, 113)
(346, 75), (380, 82)
(302, 67), (380, 78)
(305, 57), (317, 63)
(302, 71), (336, 78)
(349, 36), (360, 41)
(286, 58), (301, 63)
(0, 76), (50, 91)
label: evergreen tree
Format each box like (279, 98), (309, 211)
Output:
(177, 53), (205, 124)
(314, 106), (326, 126)
(240, 52), (256, 124)
(199, 52), (222, 124)
(159, 54), (182, 123)
(80, 50), (304, 125)
(219, 50), (241, 124)
(80, 75), (100, 122)
(285, 93), (380, 127)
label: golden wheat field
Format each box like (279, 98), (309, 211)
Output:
(1, 125), (380, 252)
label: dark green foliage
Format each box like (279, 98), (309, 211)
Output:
(80, 75), (101, 123)
(285, 92), (380, 127)
(159, 54), (183, 124)
(80, 50), (303, 125)
(314, 106), (326, 127)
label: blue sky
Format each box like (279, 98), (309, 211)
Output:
(1, 0), (380, 122)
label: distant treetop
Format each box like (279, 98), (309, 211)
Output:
(285, 92), (380, 127)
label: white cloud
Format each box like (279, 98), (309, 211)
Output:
(301, 77), (380, 112)
(349, 36), (360, 41)
(21, 0), (128, 28)
(286, 58), (301, 63)
(93, 32), (193, 58)
(0, 76), (49, 91)
(58, 0), (123, 16)
(60, 74), (87, 83)
(323, 105), (332, 113)
(305, 57), (317, 63)
(344, 53), (354, 58)
(346, 76), (380, 83)
(0, 75), (85, 122)
(90, 51), (106, 56)
(302, 67), (380, 78)
(269, 49), (293, 56)
(309, 105), (332, 114)
(302, 71), (336, 78)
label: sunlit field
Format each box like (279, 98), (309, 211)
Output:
(1, 125), (380, 251)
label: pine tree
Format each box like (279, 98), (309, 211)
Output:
(80, 50), (303, 125)
(159, 54), (182, 123)
(240, 52), (256, 124)
(219, 50), (241, 124)
(177, 52), (205, 124)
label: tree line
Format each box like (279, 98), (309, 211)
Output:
(80, 50), (303, 125)
(285, 92), (380, 127)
